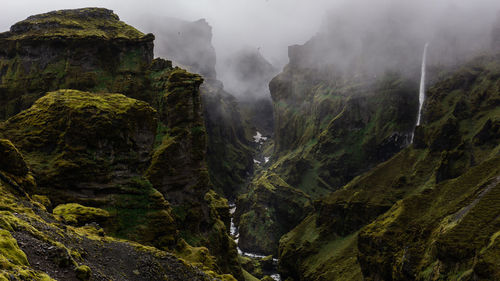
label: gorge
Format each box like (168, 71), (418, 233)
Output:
(0, 1), (499, 281)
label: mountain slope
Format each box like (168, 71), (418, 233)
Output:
(278, 52), (500, 281)
(0, 8), (244, 280)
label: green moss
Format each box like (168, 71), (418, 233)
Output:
(242, 269), (260, 281)
(237, 172), (312, 254)
(75, 265), (91, 281)
(175, 239), (217, 271)
(0, 229), (29, 266)
(279, 215), (362, 281)
(0, 139), (28, 176)
(278, 53), (500, 280)
(53, 203), (110, 226)
(5, 8), (148, 40)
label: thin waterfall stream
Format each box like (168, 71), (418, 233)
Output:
(411, 43), (429, 143)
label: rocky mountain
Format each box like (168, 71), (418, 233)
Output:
(235, 34), (420, 256)
(0, 8), (243, 280)
(220, 48), (277, 136)
(233, 2), (500, 263)
(278, 51), (500, 281)
(145, 17), (254, 199)
(1, 4), (499, 281)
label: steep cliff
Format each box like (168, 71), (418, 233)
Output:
(278, 52), (500, 281)
(235, 41), (419, 254)
(148, 17), (254, 199)
(0, 8), (155, 120)
(150, 18), (217, 80)
(221, 48), (277, 136)
(0, 8), (243, 280)
(0, 137), (219, 281)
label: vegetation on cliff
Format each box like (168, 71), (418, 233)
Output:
(278, 52), (500, 281)
(236, 64), (419, 254)
(0, 8), (244, 280)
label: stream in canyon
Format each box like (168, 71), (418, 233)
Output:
(229, 203), (281, 281)
(230, 131), (280, 280)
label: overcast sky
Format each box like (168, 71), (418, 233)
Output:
(2, 0), (499, 72)
(1, 0), (340, 67)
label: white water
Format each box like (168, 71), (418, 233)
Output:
(229, 203), (281, 281)
(412, 43), (429, 143)
(253, 131), (268, 143)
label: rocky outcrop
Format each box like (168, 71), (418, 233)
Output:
(148, 16), (254, 200)
(0, 89), (177, 247)
(0, 8), (155, 120)
(0, 140), (220, 281)
(278, 52), (500, 281)
(0, 8), (243, 280)
(150, 18), (217, 79)
(235, 172), (312, 255)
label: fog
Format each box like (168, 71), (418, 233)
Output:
(1, 0), (334, 69)
(289, 0), (500, 77)
(1, 0), (499, 98)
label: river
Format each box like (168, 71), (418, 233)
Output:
(229, 203), (281, 281)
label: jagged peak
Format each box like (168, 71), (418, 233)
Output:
(3, 7), (153, 41)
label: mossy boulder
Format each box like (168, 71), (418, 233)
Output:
(0, 229), (29, 266)
(1, 89), (157, 192)
(53, 203), (110, 226)
(0, 89), (178, 247)
(74, 265), (91, 281)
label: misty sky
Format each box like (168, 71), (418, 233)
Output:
(1, 0), (338, 68)
(2, 0), (499, 74)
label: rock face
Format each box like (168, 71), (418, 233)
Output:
(0, 8), (155, 120)
(0, 8), (243, 280)
(150, 18), (217, 79)
(0, 141), (218, 281)
(236, 172), (313, 254)
(0, 89), (178, 247)
(236, 44), (419, 254)
(149, 16), (254, 199)
(201, 80), (254, 198)
(278, 53), (500, 281)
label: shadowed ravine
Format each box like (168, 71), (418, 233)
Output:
(230, 203), (281, 281)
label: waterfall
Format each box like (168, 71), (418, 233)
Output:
(411, 43), (429, 143)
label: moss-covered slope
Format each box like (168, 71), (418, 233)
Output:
(278, 52), (500, 280)
(237, 65), (418, 254)
(0, 138), (224, 281)
(0, 8), (244, 280)
(0, 89), (176, 248)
